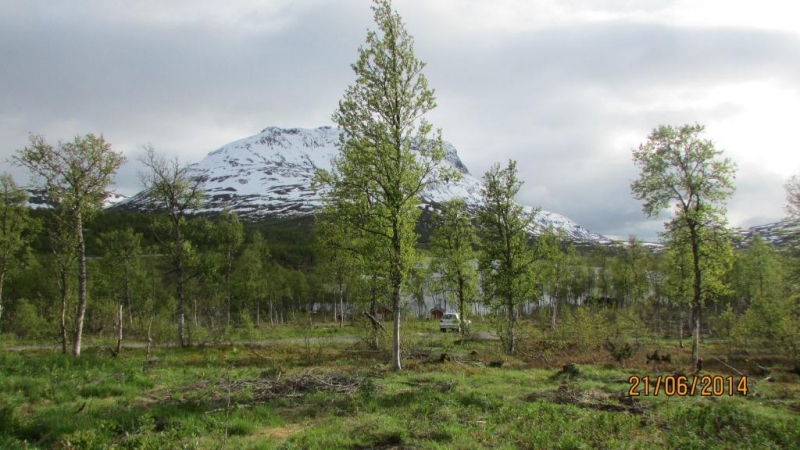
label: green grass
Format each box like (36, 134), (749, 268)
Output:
(0, 328), (797, 449)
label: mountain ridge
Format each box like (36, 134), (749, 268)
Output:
(115, 126), (615, 244)
(110, 126), (793, 247)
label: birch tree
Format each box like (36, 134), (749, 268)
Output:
(478, 160), (542, 355)
(316, 0), (454, 370)
(139, 145), (204, 347)
(631, 123), (736, 370)
(430, 199), (478, 334)
(15, 133), (125, 356)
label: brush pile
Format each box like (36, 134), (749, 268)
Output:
(171, 370), (367, 411)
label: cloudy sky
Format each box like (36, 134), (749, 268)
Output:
(2, 0), (799, 241)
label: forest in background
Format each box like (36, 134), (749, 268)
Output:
(1, 197), (797, 368)
(0, 0), (796, 371)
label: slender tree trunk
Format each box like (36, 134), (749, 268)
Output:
(392, 282), (401, 371)
(269, 299), (274, 327)
(226, 250), (232, 326)
(339, 284), (345, 328)
(72, 213), (87, 357)
(124, 265), (133, 327)
(370, 292), (379, 350)
(507, 296), (516, 355)
(391, 232), (402, 371)
(60, 267), (69, 355)
(192, 295), (198, 326)
(0, 269), (5, 325)
(256, 303), (261, 328)
(692, 302), (700, 366)
(116, 303), (123, 355)
(146, 317), (153, 362)
(458, 277), (466, 335)
(690, 226), (702, 371)
(176, 229), (186, 347)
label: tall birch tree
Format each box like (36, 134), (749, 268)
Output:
(478, 160), (542, 355)
(631, 123), (736, 370)
(139, 146), (204, 347)
(15, 133), (125, 356)
(316, 0), (454, 370)
(430, 199), (478, 334)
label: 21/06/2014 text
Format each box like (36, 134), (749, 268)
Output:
(628, 375), (748, 397)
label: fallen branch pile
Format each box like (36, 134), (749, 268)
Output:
(225, 370), (362, 399)
(172, 370), (366, 413)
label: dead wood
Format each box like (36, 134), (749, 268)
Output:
(363, 311), (386, 331)
(171, 370), (368, 413)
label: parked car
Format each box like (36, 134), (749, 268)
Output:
(440, 312), (470, 332)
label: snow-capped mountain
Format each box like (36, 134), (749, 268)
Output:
(735, 220), (799, 248)
(116, 126), (610, 243)
(24, 189), (128, 209)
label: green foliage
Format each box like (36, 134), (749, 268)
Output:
(715, 304), (738, 356)
(631, 124), (736, 218)
(0, 174), (35, 328)
(215, 209), (244, 325)
(610, 236), (651, 307)
(14, 133), (126, 220)
(603, 339), (634, 366)
(558, 307), (609, 353)
(0, 336), (797, 449)
(632, 123), (736, 368)
(668, 400), (800, 448)
(94, 227), (148, 331)
(540, 231), (582, 330)
(15, 133), (126, 356)
(317, 0), (454, 370)
(429, 199), (478, 330)
(139, 146), (205, 347)
(233, 230), (271, 327)
(7, 298), (50, 340)
(478, 160), (546, 354)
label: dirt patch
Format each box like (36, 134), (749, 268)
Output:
(525, 385), (646, 414)
(252, 424), (305, 441)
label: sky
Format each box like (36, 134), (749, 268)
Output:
(2, 0), (799, 241)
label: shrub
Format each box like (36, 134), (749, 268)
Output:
(8, 298), (50, 340)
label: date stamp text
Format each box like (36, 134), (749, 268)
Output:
(627, 375), (748, 397)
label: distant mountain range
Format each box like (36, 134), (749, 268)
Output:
(734, 220), (799, 248)
(24, 125), (789, 248)
(114, 126), (614, 244)
(24, 188), (128, 209)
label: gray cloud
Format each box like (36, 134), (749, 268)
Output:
(416, 21), (800, 240)
(1, 1), (798, 242)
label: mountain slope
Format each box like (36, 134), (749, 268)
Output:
(735, 220), (799, 248)
(116, 126), (610, 243)
(24, 189), (128, 209)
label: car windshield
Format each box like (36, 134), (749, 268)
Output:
(443, 314), (456, 320)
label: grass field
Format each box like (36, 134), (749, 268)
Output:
(1, 321), (798, 449)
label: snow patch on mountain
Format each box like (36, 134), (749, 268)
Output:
(116, 126), (611, 243)
(24, 188), (128, 209)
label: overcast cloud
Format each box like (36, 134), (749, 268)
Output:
(2, 0), (799, 241)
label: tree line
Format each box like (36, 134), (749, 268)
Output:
(0, 159), (798, 366)
(1, 0), (798, 371)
